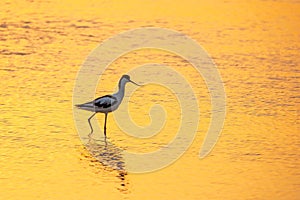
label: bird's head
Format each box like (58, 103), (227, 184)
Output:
(121, 74), (141, 86)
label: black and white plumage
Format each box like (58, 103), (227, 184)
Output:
(76, 95), (118, 113)
(75, 75), (140, 137)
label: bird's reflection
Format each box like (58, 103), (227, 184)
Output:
(84, 135), (128, 191)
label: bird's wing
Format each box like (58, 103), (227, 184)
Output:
(94, 95), (118, 108)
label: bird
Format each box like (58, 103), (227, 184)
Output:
(75, 75), (141, 137)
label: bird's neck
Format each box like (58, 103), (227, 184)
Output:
(114, 79), (126, 100)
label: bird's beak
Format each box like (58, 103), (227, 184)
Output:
(130, 80), (141, 86)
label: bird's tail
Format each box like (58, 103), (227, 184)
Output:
(75, 102), (96, 112)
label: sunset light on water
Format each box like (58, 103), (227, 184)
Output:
(0, 0), (299, 199)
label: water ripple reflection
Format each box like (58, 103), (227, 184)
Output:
(84, 135), (128, 192)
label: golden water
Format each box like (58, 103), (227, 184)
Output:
(0, 0), (299, 199)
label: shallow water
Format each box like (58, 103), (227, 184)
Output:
(0, 0), (299, 199)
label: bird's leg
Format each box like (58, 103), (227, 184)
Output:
(88, 112), (96, 137)
(104, 113), (108, 137)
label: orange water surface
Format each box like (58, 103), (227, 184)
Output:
(0, 0), (299, 199)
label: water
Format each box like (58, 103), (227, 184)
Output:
(0, 0), (299, 199)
